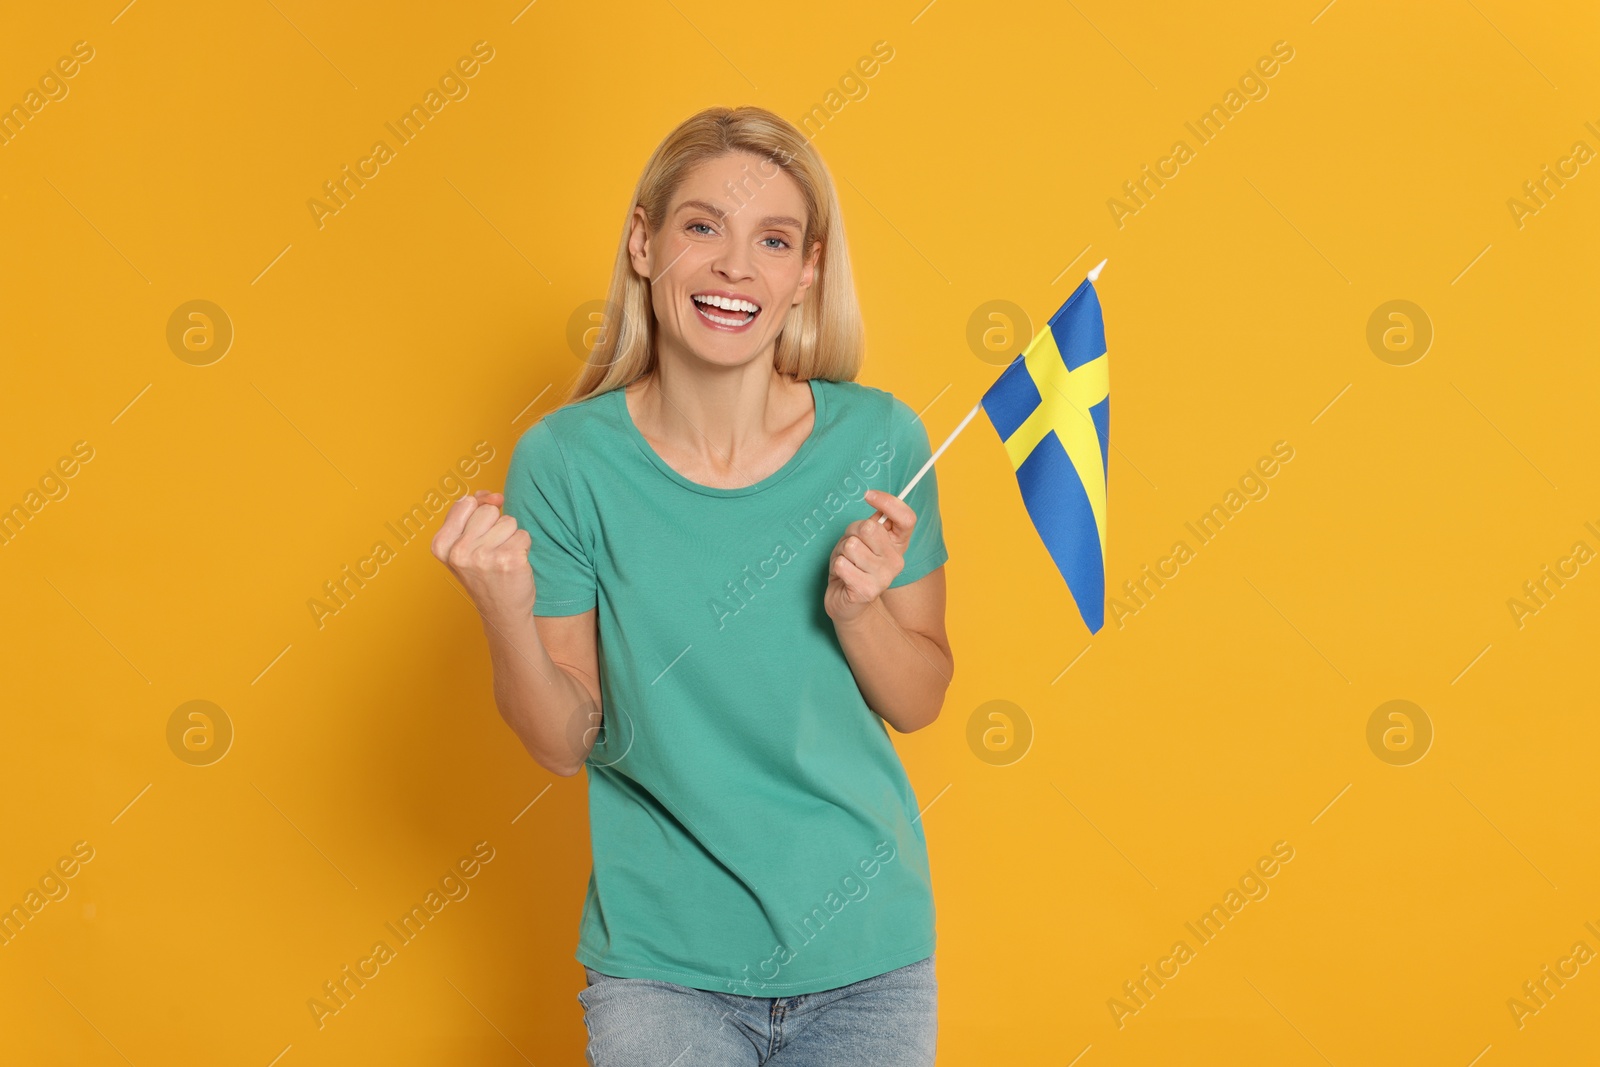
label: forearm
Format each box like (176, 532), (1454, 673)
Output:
(832, 598), (952, 733)
(479, 610), (599, 776)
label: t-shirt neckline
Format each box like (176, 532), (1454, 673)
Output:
(613, 376), (826, 498)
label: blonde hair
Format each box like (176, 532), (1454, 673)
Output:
(564, 105), (864, 404)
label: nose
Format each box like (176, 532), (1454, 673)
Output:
(711, 236), (755, 282)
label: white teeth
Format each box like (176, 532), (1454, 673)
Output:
(692, 294), (760, 314)
(696, 305), (751, 327)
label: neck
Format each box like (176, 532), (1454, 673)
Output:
(633, 347), (800, 462)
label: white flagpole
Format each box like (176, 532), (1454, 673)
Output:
(874, 259), (1107, 526)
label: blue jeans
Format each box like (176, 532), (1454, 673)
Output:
(577, 953), (937, 1065)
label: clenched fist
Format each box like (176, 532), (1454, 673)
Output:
(431, 489), (535, 624)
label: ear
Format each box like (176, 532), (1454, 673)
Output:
(791, 239), (823, 306)
(627, 206), (652, 280)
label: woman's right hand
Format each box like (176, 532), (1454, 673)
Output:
(431, 489), (536, 624)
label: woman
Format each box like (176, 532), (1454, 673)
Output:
(432, 105), (953, 1065)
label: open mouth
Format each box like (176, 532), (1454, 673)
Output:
(691, 293), (762, 330)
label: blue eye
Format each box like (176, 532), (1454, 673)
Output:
(688, 222), (715, 235)
(762, 237), (790, 249)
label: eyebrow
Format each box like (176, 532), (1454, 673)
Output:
(676, 198), (804, 231)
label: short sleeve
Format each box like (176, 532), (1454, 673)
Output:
(886, 395), (949, 589)
(502, 418), (598, 616)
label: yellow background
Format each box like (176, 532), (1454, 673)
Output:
(3, 0), (1597, 1063)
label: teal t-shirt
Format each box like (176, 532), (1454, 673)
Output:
(502, 375), (948, 995)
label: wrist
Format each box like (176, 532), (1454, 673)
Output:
(828, 597), (875, 629)
(479, 601), (537, 636)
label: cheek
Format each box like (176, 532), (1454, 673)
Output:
(657, 243), (703, 298)
(750, 268), (788, 312)
(655, 288), (682, 330)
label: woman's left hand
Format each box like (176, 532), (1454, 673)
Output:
(825, 489), (918, 624)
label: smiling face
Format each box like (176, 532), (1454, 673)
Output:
(629, 150), (821, 372)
